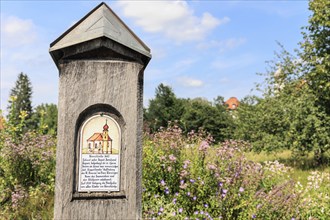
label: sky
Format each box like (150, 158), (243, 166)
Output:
(1, 0), (310, 113)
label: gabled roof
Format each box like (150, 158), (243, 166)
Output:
(87, 133), (112, 142)
(49, 2), (151, 58)
(0, 116), (4, 130)
(225, 97), (240, 110)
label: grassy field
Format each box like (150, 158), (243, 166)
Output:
(245, 150), (330, 186)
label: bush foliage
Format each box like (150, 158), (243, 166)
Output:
(0, 111), (56, 219)
(142, 126), (330, 219)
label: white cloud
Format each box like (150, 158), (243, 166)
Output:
(1, 15), (58, 111)
(1, 15), (37, 47)
(177, 76), (204, 87)
(197, 38), (246, 52)
(116, 1), (228, 43)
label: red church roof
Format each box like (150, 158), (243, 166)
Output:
(87, 133), (112, 141)
(225, 97), (239, 110)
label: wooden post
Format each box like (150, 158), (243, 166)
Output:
(49, 2), (151, 219)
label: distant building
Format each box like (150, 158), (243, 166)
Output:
(224, 97), (239, 110)
(0, 116), (4, 130)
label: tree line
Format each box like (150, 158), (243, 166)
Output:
(144, 83), (235, 142)
(145, 0), (330, 164)
(3, 0), (329, 165)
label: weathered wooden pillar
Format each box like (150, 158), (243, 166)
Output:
(49, 2), (151, 219)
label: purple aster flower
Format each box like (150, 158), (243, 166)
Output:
(204, 204), (208, 208)
(218, 182), (223, 187)
(201, 211), (204, 214)
(194, 211), (199, 215)
(160, 207), (164, 212)
(160, 180), (166, 186)
(183, 160), (190, 169)
(180, 180), (185, 185)
(172, 212), (176, 216)
(252, 214), (256, 219)
(169, 154), (177, 162)
(175, 192), (179, 197)
(172, 198), (177, 204)
(190, 179), (195, 183)
(222, 189), (228, 194)
(207, 164), (217, 170)
(239, 187), (244, 192)
(199, 140), (210, 151)
(179, 208), (183, 213)
(187, 192), (191, 196)
(193, 196), (197, 200)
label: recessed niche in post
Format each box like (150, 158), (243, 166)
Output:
(78, 114), (121, 192)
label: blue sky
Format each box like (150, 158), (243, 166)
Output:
(1, 1), (310, 112)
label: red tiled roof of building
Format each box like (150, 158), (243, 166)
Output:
(0, 116), (4, 130)
(225, 97), (240, 110)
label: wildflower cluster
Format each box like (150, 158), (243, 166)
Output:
(299, 171), (330, 219)
(0, 112), (56, 219)
(142, 126), (322, 219)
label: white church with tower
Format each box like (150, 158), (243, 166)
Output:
(87, 121), (113, 154)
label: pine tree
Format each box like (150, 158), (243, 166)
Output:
(7, 72), (33, 128)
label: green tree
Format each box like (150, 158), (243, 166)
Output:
(144, 84), (185, 132)
(300, 0), (330, 115)
(7, 73), (33, 130)
(182, 97), (234, 142)
(31, 104), (58, 135)
(234, 46), (330, 163)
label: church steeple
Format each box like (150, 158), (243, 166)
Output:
(102, 120), (110, 153)
(103, 119), (109, 131)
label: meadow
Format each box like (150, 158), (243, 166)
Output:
(245, 150), (330, 188)
(142, 126), (330, 219)
(0, 110), (329, 220)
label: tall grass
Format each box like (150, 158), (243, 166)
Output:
(245, 150), (330, 186)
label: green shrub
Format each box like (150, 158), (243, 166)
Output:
(142, 126), (329, 219)
(0, 111), (56, 219)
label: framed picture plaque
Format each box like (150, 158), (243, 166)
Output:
(78, 114), (121, 192)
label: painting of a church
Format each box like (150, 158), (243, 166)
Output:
(86, 121), (113, 154)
